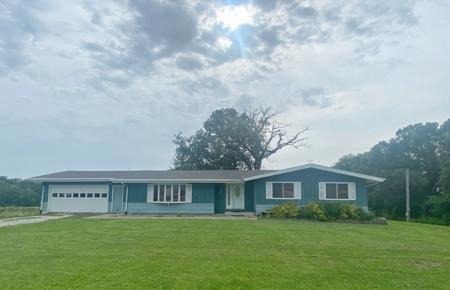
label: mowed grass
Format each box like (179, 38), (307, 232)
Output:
(0, 207), (40, 219)
(0, 218), (449, 289)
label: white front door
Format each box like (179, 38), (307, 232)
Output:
(226, 183), (244, 210)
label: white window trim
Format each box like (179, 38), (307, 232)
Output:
(149, 184), (192, 204)
(321, 182), (355, 201)
(266, 182), (301, 200)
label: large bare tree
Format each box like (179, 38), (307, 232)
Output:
(173, 107), (308, 170)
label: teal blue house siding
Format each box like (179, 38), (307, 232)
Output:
(244, 181), (255, 212)
(214, 184), (226, 213)
(252, 168), (368, 213)
(125, 183), (216, 214)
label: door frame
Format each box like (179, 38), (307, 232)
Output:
(226, 183), (245, 210)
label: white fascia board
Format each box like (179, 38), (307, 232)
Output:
(243, 163), (385, 183)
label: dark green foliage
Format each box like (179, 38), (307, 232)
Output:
(270, 202), (372, 222)
(0, 177), (41, 207)
(269, 203), (300, 218)
(172, 107), (307, 170)
(301, 202), (328, 221)
(335, 119), (450, 223)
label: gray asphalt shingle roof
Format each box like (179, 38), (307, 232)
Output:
(32, 170), (277, 181)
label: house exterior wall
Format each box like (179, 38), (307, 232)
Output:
(126, 183), (215, 214)
(250, 168), (368, 213)
(40, 167), (369, 214)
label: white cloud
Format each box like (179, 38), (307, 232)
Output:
(0, 0), (449, 177)
(215, 36), (232, 51)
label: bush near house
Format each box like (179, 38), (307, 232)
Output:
(267, 202), (373, 222)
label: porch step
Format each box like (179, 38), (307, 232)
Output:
(225, 211), (255, 217)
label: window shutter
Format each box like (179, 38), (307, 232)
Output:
(265, 182), (272, 199)
(349, 182), (356, 200)
(186, 184), (192, 203)
(147, 184), (154, 203)
(294, 182), (301, 199)
(319, 182), (326, 200)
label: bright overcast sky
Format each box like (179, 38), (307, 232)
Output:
(1, 0), (450, 178)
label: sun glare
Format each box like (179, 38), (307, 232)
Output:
(216, 4), (255, 31)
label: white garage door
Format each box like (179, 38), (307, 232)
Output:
(48, 184), (109, 213)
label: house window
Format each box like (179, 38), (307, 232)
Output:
(87, 193), (93, 198)
(66, 193), (72, 198)
(73, 193), (79, 198)
(173, 185), (179, 202)
(94, 193), (100, 198)
(101, 193), (107, 198)
(59, 193), (64, 198)
(153, 184), (188, 203)
(52, 193), (58, 198)
(325, 183), (350, 200)
(271, 183), (297, 199)
(80, 193), (86, 198)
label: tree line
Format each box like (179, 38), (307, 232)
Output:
(0, 177), (41, 207)
(335, 119), (450, 223)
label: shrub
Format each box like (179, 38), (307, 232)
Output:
(337, 204), (361, 220)
(270, 203), (300, 218)
(322, 203), (341, 220)
(303, 202), (328, 221)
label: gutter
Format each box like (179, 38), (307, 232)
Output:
(122, 182), (129, 215)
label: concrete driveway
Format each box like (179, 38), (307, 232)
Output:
(0, 215), (70, 228)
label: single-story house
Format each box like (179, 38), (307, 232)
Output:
(31, 163), (385, 215)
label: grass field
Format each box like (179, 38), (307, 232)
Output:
(0, 217), (449, 289)
(0, 207), (40, 219)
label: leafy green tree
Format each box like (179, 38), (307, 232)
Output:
(173, 107), (308, 170)
(335, 122), (442, 218)
(0, 177), (41, 207)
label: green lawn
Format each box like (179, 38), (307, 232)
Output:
(0, 207), (40, 219)
(0, 218), (449, 289)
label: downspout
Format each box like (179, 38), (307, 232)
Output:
(39, 184), (45, 214)
(122, 182), (129, 215)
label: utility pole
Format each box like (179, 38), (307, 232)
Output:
(406, 168), (410, 222)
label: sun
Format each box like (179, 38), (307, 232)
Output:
(216, 4), (255, 31)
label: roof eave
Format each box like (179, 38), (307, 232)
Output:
(243, 164), (385, 183)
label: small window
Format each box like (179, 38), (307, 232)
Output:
(52, 193), (58, 198)
(73, 193), (79, 198)
(101, 193), (107, 198)
(159, 186), (165, 201)
(271, 183), (297, 199)
(59, 193), (65, 198)
(80, 193), (86, 198)
(324, 183), (350, 200)
(173, 185), (179, 202)
(180, 185), (186, 202)
(326, 183), (336, 199)
(66, 193), (72, 198)
(273, 183), (283, 198)
(87, 193), (93, 198)
(338, 184), (349, 199)
(94, 193), (100, 198)
(153, 185), (158, 202)
(165, 185), (171, 202)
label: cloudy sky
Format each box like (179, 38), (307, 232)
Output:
(1, 0), (449, 178)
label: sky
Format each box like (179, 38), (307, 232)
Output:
(1, 0), (450, 178)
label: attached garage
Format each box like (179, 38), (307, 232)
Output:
(47, 184), (109, 213)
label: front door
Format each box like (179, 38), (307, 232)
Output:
(112, 185), (124, 213)
(226, 183), (244, 210)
